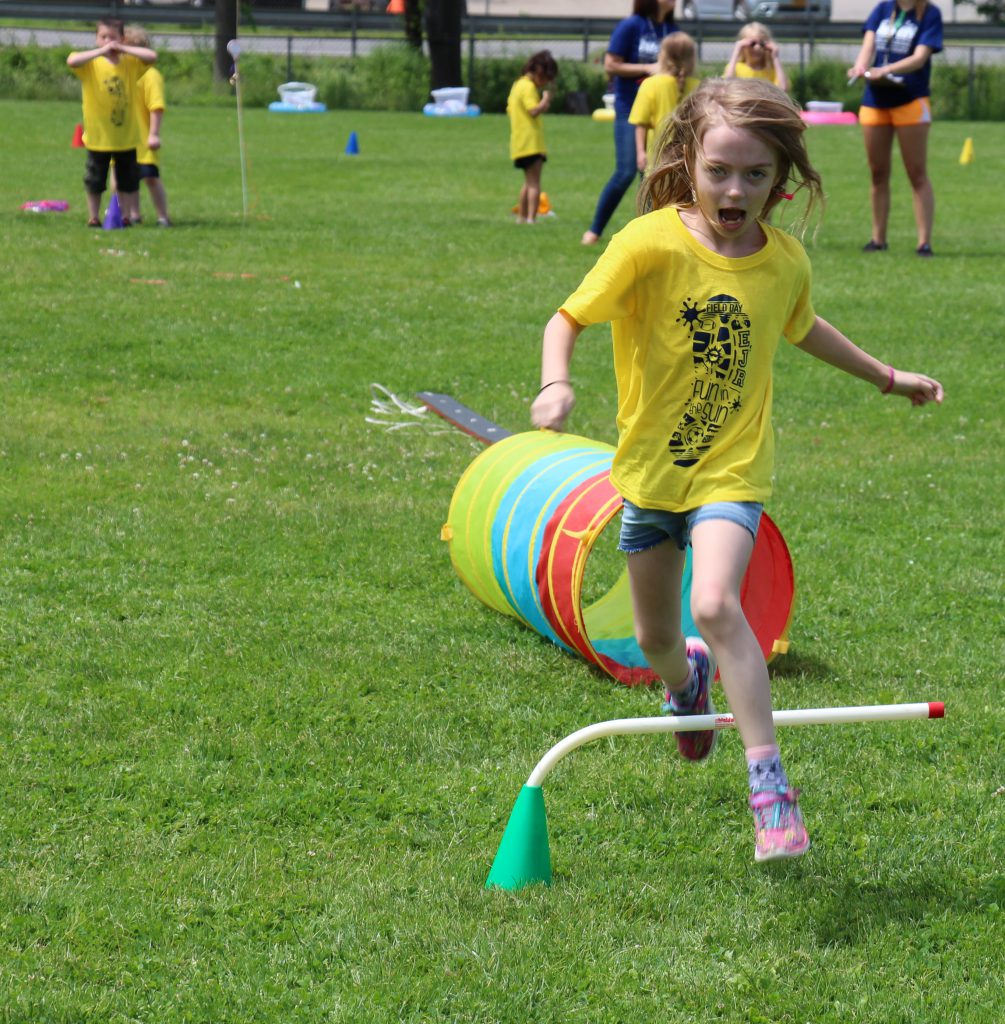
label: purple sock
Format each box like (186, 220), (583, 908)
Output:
(666, 666), (698, 709)
(746, 744), (788, 792)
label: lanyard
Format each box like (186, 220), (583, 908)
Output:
(883, 6), (911, 63)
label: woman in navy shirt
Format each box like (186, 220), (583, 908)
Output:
(849, 0), (943, 256)
(581, 0), (675, 246)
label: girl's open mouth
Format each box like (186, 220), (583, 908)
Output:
(719, 208), (747, 228)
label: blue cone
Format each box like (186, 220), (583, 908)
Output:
(345, 131), (360, 156)
(103, 193), (124, 230)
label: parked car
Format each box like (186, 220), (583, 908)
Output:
(677, 0), (830, 19)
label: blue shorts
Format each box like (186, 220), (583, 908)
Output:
(618, 499), (763, 554)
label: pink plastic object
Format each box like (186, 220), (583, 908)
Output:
(801, 111), (858, 125)
(21, 200), (70, 212)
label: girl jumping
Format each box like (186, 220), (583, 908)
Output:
(530, 78), (943, 862)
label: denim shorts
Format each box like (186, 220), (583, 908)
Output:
(618, 499), (763, 554)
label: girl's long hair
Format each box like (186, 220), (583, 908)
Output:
(738, 21), (775, 45)
(638, 78), (824, 233)
(658, 32), (697, 94)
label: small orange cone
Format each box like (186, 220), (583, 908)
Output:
(510, 192), (553, 216)
(386, 0), (405, 12)
(72, 123), (85, 148)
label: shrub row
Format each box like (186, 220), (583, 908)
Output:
(1, 42), (1002, 120)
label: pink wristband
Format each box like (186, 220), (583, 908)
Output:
(880, 365), (895, 394)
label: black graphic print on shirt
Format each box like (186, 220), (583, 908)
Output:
(103, 73), (128, 128)
(669, 294), (751, 467)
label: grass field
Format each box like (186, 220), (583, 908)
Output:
(0, 99), (1002, 1022)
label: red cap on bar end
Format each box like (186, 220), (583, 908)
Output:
(928, 701), (945, 718)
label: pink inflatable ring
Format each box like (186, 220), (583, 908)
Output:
(801, 111), (858, 125)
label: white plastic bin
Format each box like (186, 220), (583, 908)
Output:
(430, 86), (470, 112)
(278, 82), (318, 108)
(805, 101), (843, 113)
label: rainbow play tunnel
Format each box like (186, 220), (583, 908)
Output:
(441, 430), (794, 686)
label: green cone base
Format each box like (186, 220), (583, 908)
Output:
(485, 784), (551, 890)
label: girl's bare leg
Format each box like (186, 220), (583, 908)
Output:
(625, 540), (689, 692)
(146, 177), (170, 223)
(522, 160), (543, 224)
(896, 122), (934, 248)
(688, 519), (776, 750)
(862, 124), (894, 246)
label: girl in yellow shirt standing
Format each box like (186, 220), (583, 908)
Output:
(506, 51), (558, 224)
(530, 79), (942, 863)
(629, 32), (699, 174)
(124, 26), (172, 227)
(725, 22), (789, 92)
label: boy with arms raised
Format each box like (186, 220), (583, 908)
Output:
(67, 19), (157, 227)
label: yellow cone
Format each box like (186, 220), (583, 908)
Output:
(959, 137), (974, 165)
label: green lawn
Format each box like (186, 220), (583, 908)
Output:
(0, 99), (1002, 1023)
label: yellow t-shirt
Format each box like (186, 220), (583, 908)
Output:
(133, 66), (166, 166)
(507, 75), (545, 161)
(628, 74), (700, 161)
(561, 207), (815, 511)
(73, 54), (150, 151)
(734, 61), (781, 87)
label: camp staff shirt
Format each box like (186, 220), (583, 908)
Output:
(73, 54), (148, 151)
(608, 15), (675, 117)
(862, 1), (944, 108)
(507, 75), (546, 161)
(560, 207), (816, 512)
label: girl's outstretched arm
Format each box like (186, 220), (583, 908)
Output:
(796, 316), (944, 406)
(530, 311), (582, 431)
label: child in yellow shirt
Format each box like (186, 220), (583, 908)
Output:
(67, 18), (157, 226)
(506, 50), (558, 224)
(724, 22), (789, 92)
(531, 79), (942, 863)
(629, 32), (699, 174)
(124, 26), (171, 226)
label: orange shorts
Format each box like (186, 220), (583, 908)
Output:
(859, 97), (932, 128)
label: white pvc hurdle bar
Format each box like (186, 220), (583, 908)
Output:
(526, 702), (944, 787)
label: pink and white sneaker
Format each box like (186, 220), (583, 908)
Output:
(661, 638), (716, 762)
(750, 787), (810, 862)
